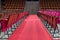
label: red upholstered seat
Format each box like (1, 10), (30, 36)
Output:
(0, 13), (9, 32)
(12, 14), (19, 24)
(0, 12), (28, 32)
(38, 10), (60, 29)
(1, 19), (8, 32)
(17, 12), (28, 21)
(7, 14), (14, 28)
(57, 18), (60, 24)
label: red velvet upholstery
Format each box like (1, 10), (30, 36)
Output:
(1, 19), (8, 32)
(7, 14), (14, 28)
(38, 10), (60, 29)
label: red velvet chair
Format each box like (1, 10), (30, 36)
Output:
(7, 14), (14, 28)
(0, 14), (9, 32)
(1, 19), (8, 32)
(12, 14), (19, 24)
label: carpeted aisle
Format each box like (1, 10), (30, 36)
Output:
(8, 15), (53, 40)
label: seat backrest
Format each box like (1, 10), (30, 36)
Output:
(12, 14), (18, 24)
(7, 14), (14, 28)
(17, 12), (28, 21)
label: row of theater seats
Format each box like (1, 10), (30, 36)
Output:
(3, 0), (25, 9)
(38, 10), (60, 30)
(0, 12), (28, 32)
(4, 0), (23, 3)
(40, 0), (60, 9)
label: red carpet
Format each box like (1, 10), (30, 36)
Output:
(8, 15), (53, 40)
